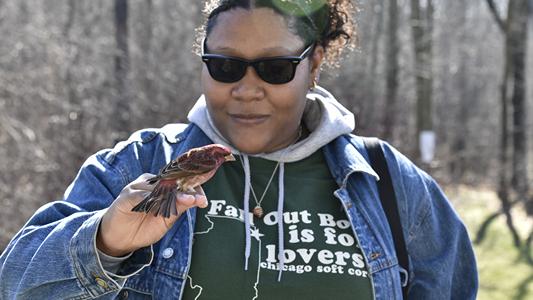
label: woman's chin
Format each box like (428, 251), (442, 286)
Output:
(227, 131), (297, 154)
(233, 143), (269, 155)
(228, 137), (275, 154)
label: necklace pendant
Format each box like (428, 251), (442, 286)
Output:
(253, 206), (264, 218)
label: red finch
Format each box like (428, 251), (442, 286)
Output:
(131, 144), (235, 218)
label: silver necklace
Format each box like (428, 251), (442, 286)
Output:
(249, 162), (280, 218)
(238, 126), (302, 218)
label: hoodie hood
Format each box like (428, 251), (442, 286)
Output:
(187, 86), (355, 281)
(187, 85), (355, 162)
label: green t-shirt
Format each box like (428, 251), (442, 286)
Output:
(182, 150), (373, 300)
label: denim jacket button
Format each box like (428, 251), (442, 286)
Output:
(95, 277), (108, 288)
(162, 247), (174, 259)
(119, 290), (129, 299)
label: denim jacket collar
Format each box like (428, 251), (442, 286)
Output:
(322, 135), (380, 187)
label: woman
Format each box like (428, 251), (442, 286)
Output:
(0, 0), (477, 299)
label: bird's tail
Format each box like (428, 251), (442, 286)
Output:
(131, 184), (179, 218)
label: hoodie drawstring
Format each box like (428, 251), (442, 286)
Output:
(276, 162), (285, 281)
(242, 155), (286, 281)
(243, 155), (252, 271)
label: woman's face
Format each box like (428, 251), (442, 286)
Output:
(201, 7), (324, 154)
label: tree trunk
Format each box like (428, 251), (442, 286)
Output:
(368, 0), (385, 81)
(365, 0), (385, 133)
(383, 0), (399, 141)
(140, 0), (154, 103)
(114, 0), (130, 140)
(476, 0), (528, 249)
(410, 0), (434, 161)
(63, 0), (87, 164)
(507, 0), (530, 211)
(450, 0), (469, 181)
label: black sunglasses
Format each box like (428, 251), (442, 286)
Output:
(201, 39), (314, 85)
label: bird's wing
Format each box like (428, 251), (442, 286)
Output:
(153, 156), (217, 180)
(176, 157), (218, 174)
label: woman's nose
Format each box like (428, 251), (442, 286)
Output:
(231, 66), (265, 101)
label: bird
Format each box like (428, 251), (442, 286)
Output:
(131, 144), (235, 218)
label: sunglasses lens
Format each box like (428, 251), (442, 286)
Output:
(203, 56), (298, 84)
(256, 60), (296, 84)
(206, 58), (246, 83)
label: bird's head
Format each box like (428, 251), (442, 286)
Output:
(198, 144), (235, 163)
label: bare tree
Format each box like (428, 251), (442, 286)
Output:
(364, 0), (385, 133)
(507, 1), (530, 211)
(410, 0), (434, 162)
(140, 0), (154, 102)
(489, 0), (530, 210)
(449, 0), (470, 182)
(476, 0), (530, 255)
(383, 0), (399, 141)
(114, 0), (130, 139)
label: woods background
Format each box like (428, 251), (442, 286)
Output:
(0, 0), (532, 262)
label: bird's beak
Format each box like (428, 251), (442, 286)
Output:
(225, 154), (236, 161)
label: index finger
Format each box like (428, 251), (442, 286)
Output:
(130, 173), (157, 191)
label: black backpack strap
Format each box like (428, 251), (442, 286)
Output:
(363, 137), (410, 298)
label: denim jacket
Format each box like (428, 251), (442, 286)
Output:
(0, 123), (478, 299)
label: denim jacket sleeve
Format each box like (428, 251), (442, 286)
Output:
(381, 142), (478, 299)
(0, 139), (158, 299)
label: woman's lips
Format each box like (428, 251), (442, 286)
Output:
(228, 113), (270, 125)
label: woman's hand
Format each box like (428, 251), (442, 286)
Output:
(96, 173), (208, 257)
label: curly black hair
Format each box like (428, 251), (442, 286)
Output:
(195, 0), (357, 68)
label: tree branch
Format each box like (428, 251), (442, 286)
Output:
(485, 0), (506, 33)
(474, 210), (502, 244)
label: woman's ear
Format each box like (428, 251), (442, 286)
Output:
(309, 45), (325, 88)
